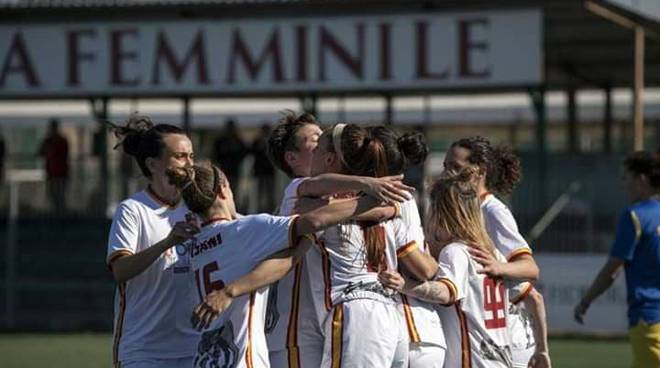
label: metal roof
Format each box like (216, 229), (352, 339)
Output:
(1, 0), (659, 93)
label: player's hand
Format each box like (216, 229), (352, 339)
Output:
(167, 221), (200, 245)
(528, 351), (552, 368)
(469, 247), (505, 278)
(378, 270), (405, 291)
(191, 289), (233, 331)
(362, 175), (414, 204)
(294, 196), (330, 214)
(573, 301), (589, 324)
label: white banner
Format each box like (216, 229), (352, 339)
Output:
(535, 254), (628, 335)
(0, 10), (542, 97)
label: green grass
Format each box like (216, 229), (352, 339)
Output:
(0, 333), (111, 368)
(0, 334), (632, 368)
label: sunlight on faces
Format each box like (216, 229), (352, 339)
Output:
(286, 124), (322, 177)
(443, 145), (472, 172)
(146, 134), (194, 184)
(310, 133), (340, 176)
(217, 178), (237, 218)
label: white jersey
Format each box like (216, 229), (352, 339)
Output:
(398, 199), (446, 348)
(189, 214), (297, 368)
(481, 194), (532, 261)
(265, 177), (326, 368)
(315, 217), (418, 305)
(481, 194), (536, 362)
(106, 190), (200, 366)
(436, 242), (529, 368)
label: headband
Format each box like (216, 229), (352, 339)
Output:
(332, 124), (347, 167)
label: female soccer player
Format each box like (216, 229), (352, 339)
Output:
(167, 161), (382, 368)
(575, 151), (660, 368)
(106, 116), (200, 368)
(263, 111), (412, 368)
(308, 124), (446, 368)
(444, 136), (550, 368)
(307, 123), (438, 368)
(380, 168), (531, 368)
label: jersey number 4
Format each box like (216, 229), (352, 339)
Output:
(483, 277), (506, 329)
(194, 261), (226, 299)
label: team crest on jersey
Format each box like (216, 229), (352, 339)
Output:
(193, 320), (239, 368)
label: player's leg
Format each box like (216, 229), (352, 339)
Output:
(297, 301), (324, 367)
(408, 343), (445, 368)
(321, 300), (402, 368)
(629, 321), (660, 368)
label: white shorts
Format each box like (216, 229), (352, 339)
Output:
(269, 341), (323, 368)
(408, 343), (445, 368)
(120, 357), (193, 368)
(321, 299), (408, 368)
(511, 346), (535, 368)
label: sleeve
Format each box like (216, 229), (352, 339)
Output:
(435, 245), (470, 303)
(247, 214), (303, 264)
(393, 217), (421, 260)
(609, 209), (642, 261)
(106, 203), (140, 265)
(401, 199), (425, 246)
(485, 206), (532, 261)
(278, 178), (307, 216)
(507, 280), (534, 305)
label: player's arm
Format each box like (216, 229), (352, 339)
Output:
(575, 209), (636, 324)
(111, 221), (199, 283)
(398, 247), (439, 281)
(297, 173), (413, 203)
(294, 195), (380, 236)
(573, 256), (624, 324)
(468, 248), (539, 281)
(295, 196), (399, 222)
(378, 270), (453, 304)
(523, 288), (552, 368)
(191, 237), (314, 330)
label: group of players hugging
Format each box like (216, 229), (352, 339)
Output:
(106, 111), (551, 368)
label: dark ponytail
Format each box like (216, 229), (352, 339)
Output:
(397, 131), (428, 167)
(166, 162), (227, 214)
(452, 136), (521, 195)
(109, 115), (186, 178)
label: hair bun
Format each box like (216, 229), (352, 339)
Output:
(397, 132), (428, 166)
(108, 115), (155, 156)
(166, 167), (193, 190)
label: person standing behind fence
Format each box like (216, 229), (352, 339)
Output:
(575, 151), (660, 368)
(252, 123), (276, 213)
(38, 118), (69, 214)
(106, 116), (201, 368)
(213, 119), (248, 211)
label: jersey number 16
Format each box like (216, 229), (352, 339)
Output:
(194, 261), (226, 299)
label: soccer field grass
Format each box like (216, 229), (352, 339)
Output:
(0, 334), (631, 368)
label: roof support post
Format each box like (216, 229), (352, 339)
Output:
(90, 97), (109, 216)
(567, 87), (579, 153)
(529, 87), (548, 210)
(182, 96), (191, 135)
(384, 94), (393, 125)
(603, 85), (613, 153)
(633, 25), (645, 150)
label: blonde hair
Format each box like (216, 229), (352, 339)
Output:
(426, 167), (495, 256)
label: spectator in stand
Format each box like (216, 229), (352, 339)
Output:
(39, 118), (69, 214)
